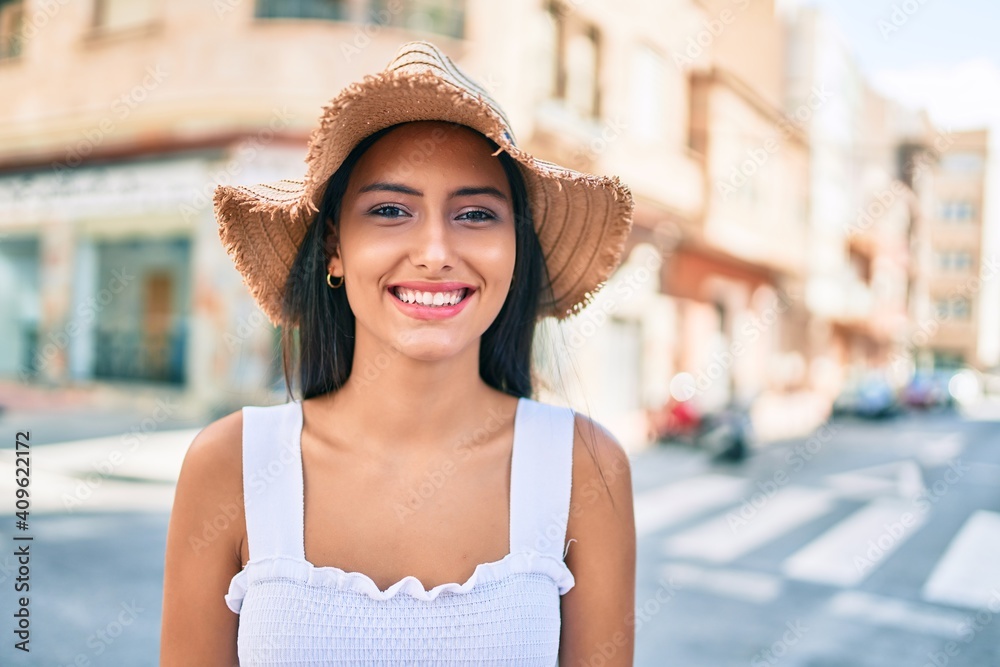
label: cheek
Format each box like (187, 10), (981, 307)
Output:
(468, 231), (516, 282)
(339, 226), (395, 272)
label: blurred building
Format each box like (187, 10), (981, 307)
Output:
(783, 6), (994, 397)
(783, 5), (994, 388)
(890, 120), (993, 376)
(660, 0), (816, 439)
(923, 129), (991, 369)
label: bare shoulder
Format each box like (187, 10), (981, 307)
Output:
(173, 409), (246, 560)
(183, 409), (244, 474)
(160, 408), (245, 665)
(568, 411), (634, 519)
(181, 409), (244, 497)
(559, 410), (637, 665)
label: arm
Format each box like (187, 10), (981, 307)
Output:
(160, 411), (245, 666)
(559, 412), (637, 666)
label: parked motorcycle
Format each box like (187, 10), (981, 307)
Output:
(647, 397), (752, 462)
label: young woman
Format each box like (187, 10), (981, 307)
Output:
(160, 41), (636, 666)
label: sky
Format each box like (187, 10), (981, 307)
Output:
(783, 0), (1000, 131)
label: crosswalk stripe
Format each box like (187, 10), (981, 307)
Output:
(782, 498), (927, 586)
(916, 434), (965, 467)
(659, 562), (783, 603)
(922, 510), (1000, 609)
(661, 486), (836, 563)
(634, 474), (747, 538)
(826, 590), (970, 639)
(823, 460), (924, 501)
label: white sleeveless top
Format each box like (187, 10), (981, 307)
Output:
(225, 396), (577, 665)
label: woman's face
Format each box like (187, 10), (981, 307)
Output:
(328, 121), (517, 360)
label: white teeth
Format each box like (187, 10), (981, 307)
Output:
(393, 287), (467, 307)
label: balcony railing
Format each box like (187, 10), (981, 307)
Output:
(94, 325), (186, 384)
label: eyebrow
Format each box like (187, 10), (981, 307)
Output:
(358, 182), (509, 202)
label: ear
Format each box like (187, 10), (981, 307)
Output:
(323, 217), (342, 276)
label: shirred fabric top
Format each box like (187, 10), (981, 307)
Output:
(224, 397), (577, 665)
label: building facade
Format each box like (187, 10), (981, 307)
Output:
(924, 129), (992, 369)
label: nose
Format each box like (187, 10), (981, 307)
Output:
(410, 210), (456, 272)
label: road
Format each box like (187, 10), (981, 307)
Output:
(634, 407), (1000, 667)
(0, 405), (998, 665)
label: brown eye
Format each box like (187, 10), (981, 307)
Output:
(370, 205), (407, 218)
(457, 209), (496, 223)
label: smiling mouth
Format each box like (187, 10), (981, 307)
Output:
(389, 286), (473, 308)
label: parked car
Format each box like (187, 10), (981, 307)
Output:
(901, 371), (954, 410)
(831, 373), (901, 419)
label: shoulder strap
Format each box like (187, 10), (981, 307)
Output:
(509, 398), (576, 560)
(241, 401), (305, 562)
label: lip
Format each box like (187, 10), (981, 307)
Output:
(387, 283), (476, 321)
(388, 281), (476, 292)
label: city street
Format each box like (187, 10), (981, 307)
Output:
(1, 405), (999, 665)
(1, 1), (997, 665)
(634, 405), (1000, 667)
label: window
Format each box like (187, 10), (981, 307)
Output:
(959, 201), (974, 221)
(564, 25), (599, 118)
(256, 0), (348, 20)
(94, 0), (158, 31)
(934, 299), (949, 320)
(938, 201), (951, 221)
(936, 251), (972, 271)
(630, 45), (666, 142)
(939, 199), (976, 223)
(530, 6), (559, 103)
(934, 297), (971, 321)
(688, 73), (709, 154)
(370, 0), (465, 39)
(952, 298), (970, 320)
(542, 3), (601, 120)
(932, 350), (965, 369)
(0, 0), (24, 59)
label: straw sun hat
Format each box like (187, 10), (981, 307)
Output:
(213, 40), (634, 326)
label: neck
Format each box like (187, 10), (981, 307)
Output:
(313, 331), (517, 459)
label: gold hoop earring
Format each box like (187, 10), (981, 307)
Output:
(326, 273), (344, 289)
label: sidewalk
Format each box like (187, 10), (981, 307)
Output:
(0, 382), (203, 516)
(0, 426), (199, 515)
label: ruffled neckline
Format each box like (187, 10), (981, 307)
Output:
(226, 550), (575, 613)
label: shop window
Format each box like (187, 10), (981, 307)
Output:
(0, 0), (24, 59)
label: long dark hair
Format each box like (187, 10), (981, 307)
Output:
(279, 122), (552, 401)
